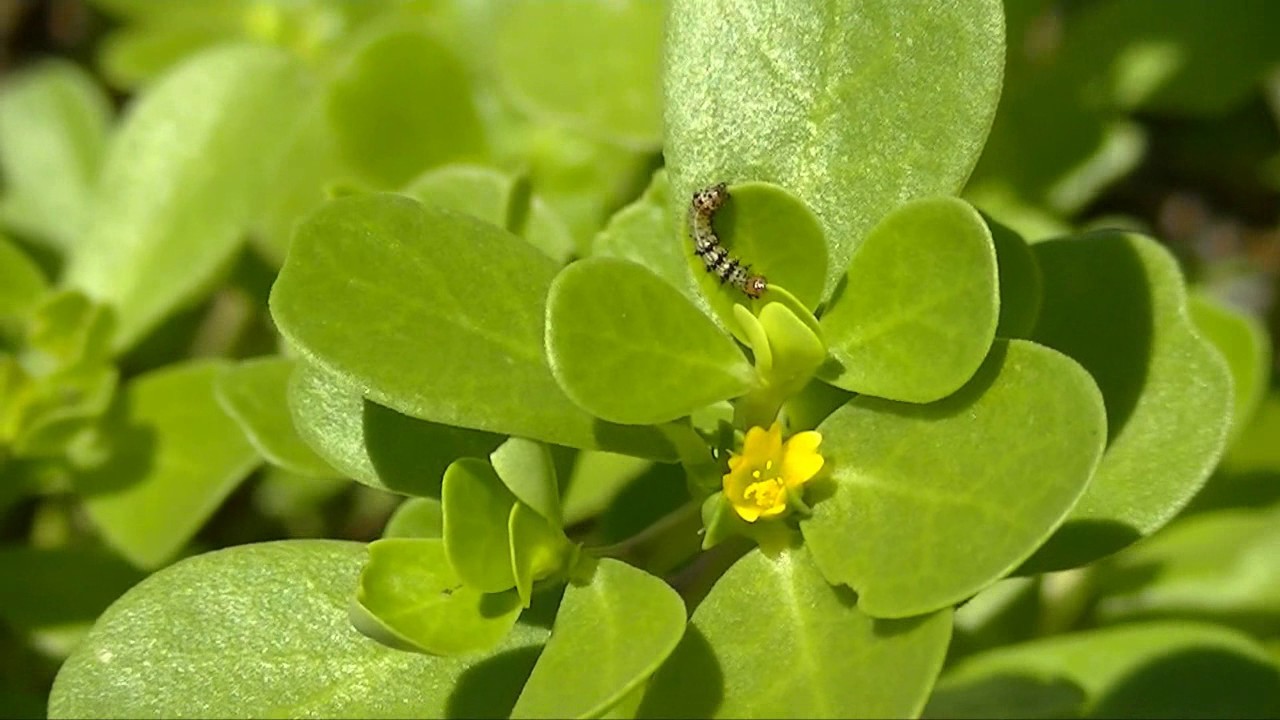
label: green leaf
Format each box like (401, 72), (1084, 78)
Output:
(287, 359), (504, 495)
(987, 215), (1042, 340)
(1094, 505), (1280, 635)
(593, 170), (711, 319)
(49, 540), (549, 718)
(546, 257), (754, 425)
(271, 193), (674, 460)
(508, 503), (574, 608)
(664, 0), (1004, 291)
(65, 45), (314, 350)
(1188, 292), (1270, 445)
(0, 546), (143, 639)
(327, 24), (485, 188)
(819, 197), (999, 403)
(1020, 231), (1233, 573)
(802, 339), (1106, 618)
(0, 235), (49, 319)
(215, 355), (337, 479)
(494, 0), (663, 149)
(384, 497), (444, 539)
(560, 451), (656, 527)
(491, 437), (562, 527)
(402, 164), (574, 264)
(927, 621), (1280, 719)
(513, 558), (686, 719)
(358, 538), (524, 656)
(641, 547), (952, 718)
(442, 458), (519, 594)
(0, 59), (110, 252)
(688, 182), (829, 341)
(73, 360), (261, 569)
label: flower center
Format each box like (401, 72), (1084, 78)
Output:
(744, 460), (785, 510)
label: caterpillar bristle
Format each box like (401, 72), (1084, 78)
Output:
(689, 183), (768, 299)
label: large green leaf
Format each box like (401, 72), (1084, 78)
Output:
(664, 0), (1004, 291)
(73, 360), (261, 569)
(640, 547), (952, 718)
(215, 355), (337, 479)
(802, 339), (1106, 618)
(66, 45), (314, 351)
(819, 197), (998, 403)
(926, 621), (1280, 719)
(546, 257), (754, 425)
(0, 60), (110, 252)
(513, 559), (686, 719)
(287, 360), (503, 496)
(327, 23), (485, 188)
(494, 0), (664, 149)
(49, 540), (549, 718)
(1020, 232), (1233, 572)
(271, 193), (674, 459)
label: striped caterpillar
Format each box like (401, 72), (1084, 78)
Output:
(689, 183), (768, 298)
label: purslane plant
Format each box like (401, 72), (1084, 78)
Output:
(0, 0), (1268, 717)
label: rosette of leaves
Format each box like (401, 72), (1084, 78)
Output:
(48, 1), (1243, 718)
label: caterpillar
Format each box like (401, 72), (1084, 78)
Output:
(689, 183), (768, 298)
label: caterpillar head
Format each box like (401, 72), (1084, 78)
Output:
(744, 275), (768, 298)
(691, 183), (729, 214)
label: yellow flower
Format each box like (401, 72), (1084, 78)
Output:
(723, 422), (824, 522)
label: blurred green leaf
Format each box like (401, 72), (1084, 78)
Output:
(546, 257), (754, 425)
(358, 538), (523, 656)
(1188, 292), (1270, 445)
(73, 360), (261, 569)
(215, 356), (337, 479)
(49, 540), (548, 718)
(0, 546), (143, 638)
(327, 24), (485, 187)
(0, 235), (48, 319)
(560, 451), (656, 527)
(819, 197), (998, 403)
(664, 0), (1004, 291)
(494, 0), (664, 149)
(0, 60), (110, 252)
(66, 45), (314, 351)
(287, 360), (504, 496)
(442, 458), (519, 594)
(1021, 232), (1233, 572)
(383, 497), (443, 539)
(928, 621), (1280, 719)
(402, 164), (574, 264)
(272, 193), (674, 459)
(802, 340), (1105, 618)
(641, 547), (952, 718)
(513, 558), (685, 719)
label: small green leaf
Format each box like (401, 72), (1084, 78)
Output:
(49, 540), (549, 718)
(802, 340), (1106, 618)
(508, 503), (574, 608)
(358, 538), (523, 656)
(987, 215), (1042, 339)
(74, 360), (261, 569)
(495, 0), (663, 149)
(820, 196), (999, 403)
(66, 45), (314, 350)
(0, 60), (110, 251)
(686, 182), (827, 342)
(641, 547), (952, 718)
(215, 356), (337, 479)
(546, 257), (754, 425)
(327, 24), (485, 187)
(271, 193), (674, 459)
(287, 360), (504, 496)
(664, 0), (1004, 291)
(442, 459), (519, 594)
(402, 164), (574, 264)
(384, 497), (444, 539)
(1021, 231), (1233, 572)
(928, 621), (1280, 719)
(514, 558), (686, 719)
(0, 235), (49, 318)
(491, 437), (562, 527)
(1188, 292), (1270, 445)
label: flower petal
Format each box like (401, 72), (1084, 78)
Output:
(741, 421), (783, 461)
(782, 431), (824, 487)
